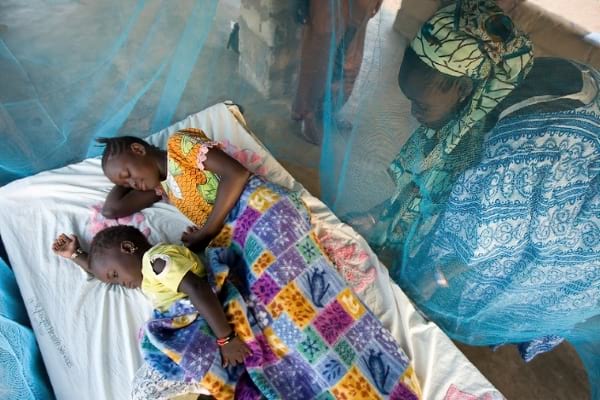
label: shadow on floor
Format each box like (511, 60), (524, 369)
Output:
(456, 341), (590, 400)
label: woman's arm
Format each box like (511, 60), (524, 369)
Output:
(178, 271), (251, 366)
(52, 234), (92, 275)
(342, 198), (389, 238)
(185, 148), (250, 250)
(102, 185), (161, 219)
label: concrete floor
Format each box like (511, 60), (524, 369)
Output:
(175, 0), (592, 398)
(456, 342), (589, 400)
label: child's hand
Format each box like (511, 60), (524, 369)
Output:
(220, 337), (251, 367)
(52, 234), (80, 259)
(181, 225), (211, 251)
(181, 225), (201, 246)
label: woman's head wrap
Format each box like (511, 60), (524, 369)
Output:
(382, 1), (534, 251)
(409, 0), (534, 155)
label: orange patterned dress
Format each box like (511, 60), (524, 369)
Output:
(160, 128), (221, 226)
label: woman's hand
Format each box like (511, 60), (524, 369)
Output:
(52, 234), (80, 259)
(219, 336), (251, 367)
(343, 212), (377, 238)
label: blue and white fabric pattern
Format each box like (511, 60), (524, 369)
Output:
(411, 106), (600, 337)
(397, 69), (600, 396)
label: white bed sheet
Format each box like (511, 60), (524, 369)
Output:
(0, 103), (503, 400)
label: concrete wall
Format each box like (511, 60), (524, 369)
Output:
(392, 0), (600, 68)
(238, 0), (303, 99)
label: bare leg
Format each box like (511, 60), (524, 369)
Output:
(329, 0), (378, 132)
(292, 0), (347, 144)
(338, 19), (368, 107)
(292, 0), (379, 144)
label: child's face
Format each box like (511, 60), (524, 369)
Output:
(93, 251), (143, 289)
(104, 144), (161, 192)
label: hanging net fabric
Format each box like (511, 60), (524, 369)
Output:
(1, 0), (598, 398)
(0, 258), (54, 399)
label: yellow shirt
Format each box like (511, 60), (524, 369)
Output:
(141, 243), (206, 311)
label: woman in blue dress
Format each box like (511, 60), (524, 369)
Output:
(350, 0), (600, 396)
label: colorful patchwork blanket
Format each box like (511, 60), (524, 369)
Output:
(140, 176), (421, 399)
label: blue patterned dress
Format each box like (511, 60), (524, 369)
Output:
(393, 62), (600, 396)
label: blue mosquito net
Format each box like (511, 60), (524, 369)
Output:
(1, 0), (598, 398)
(0, 258), (54, 399)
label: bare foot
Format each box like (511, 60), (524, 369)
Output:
(336, 117), (353, 131)
(300, 115), (323, 145)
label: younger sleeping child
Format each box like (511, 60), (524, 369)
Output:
(52, 225), (422, 399)
(52, 227), (251, 366)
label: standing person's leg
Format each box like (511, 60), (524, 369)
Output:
(338, 22), (367, 106)
(329, 0), (382, 129)
(292, 0), (347, 144)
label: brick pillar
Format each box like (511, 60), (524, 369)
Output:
(238, 0), (302, 100)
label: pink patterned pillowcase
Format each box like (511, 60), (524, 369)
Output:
(318, 231), (377, 294)
(444, 385), (503, 400)
(87, 203), (151, 239)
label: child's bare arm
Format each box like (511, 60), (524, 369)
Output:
(51, 234), (92, 275)
(178, 271), (251, 366)
(178, 272), (231, 336)
(102, 185), (161, 219)
(183, 148), (250, 250)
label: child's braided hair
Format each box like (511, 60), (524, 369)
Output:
(96, 136), (158, 170)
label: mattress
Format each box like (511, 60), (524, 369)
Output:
(0, 102), (503, 400)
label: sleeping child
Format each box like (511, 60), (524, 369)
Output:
(52, 223), (421, 399)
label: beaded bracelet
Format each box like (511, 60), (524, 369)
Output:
(216, 331), (236, 347)
(70, 248), (85, 260)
